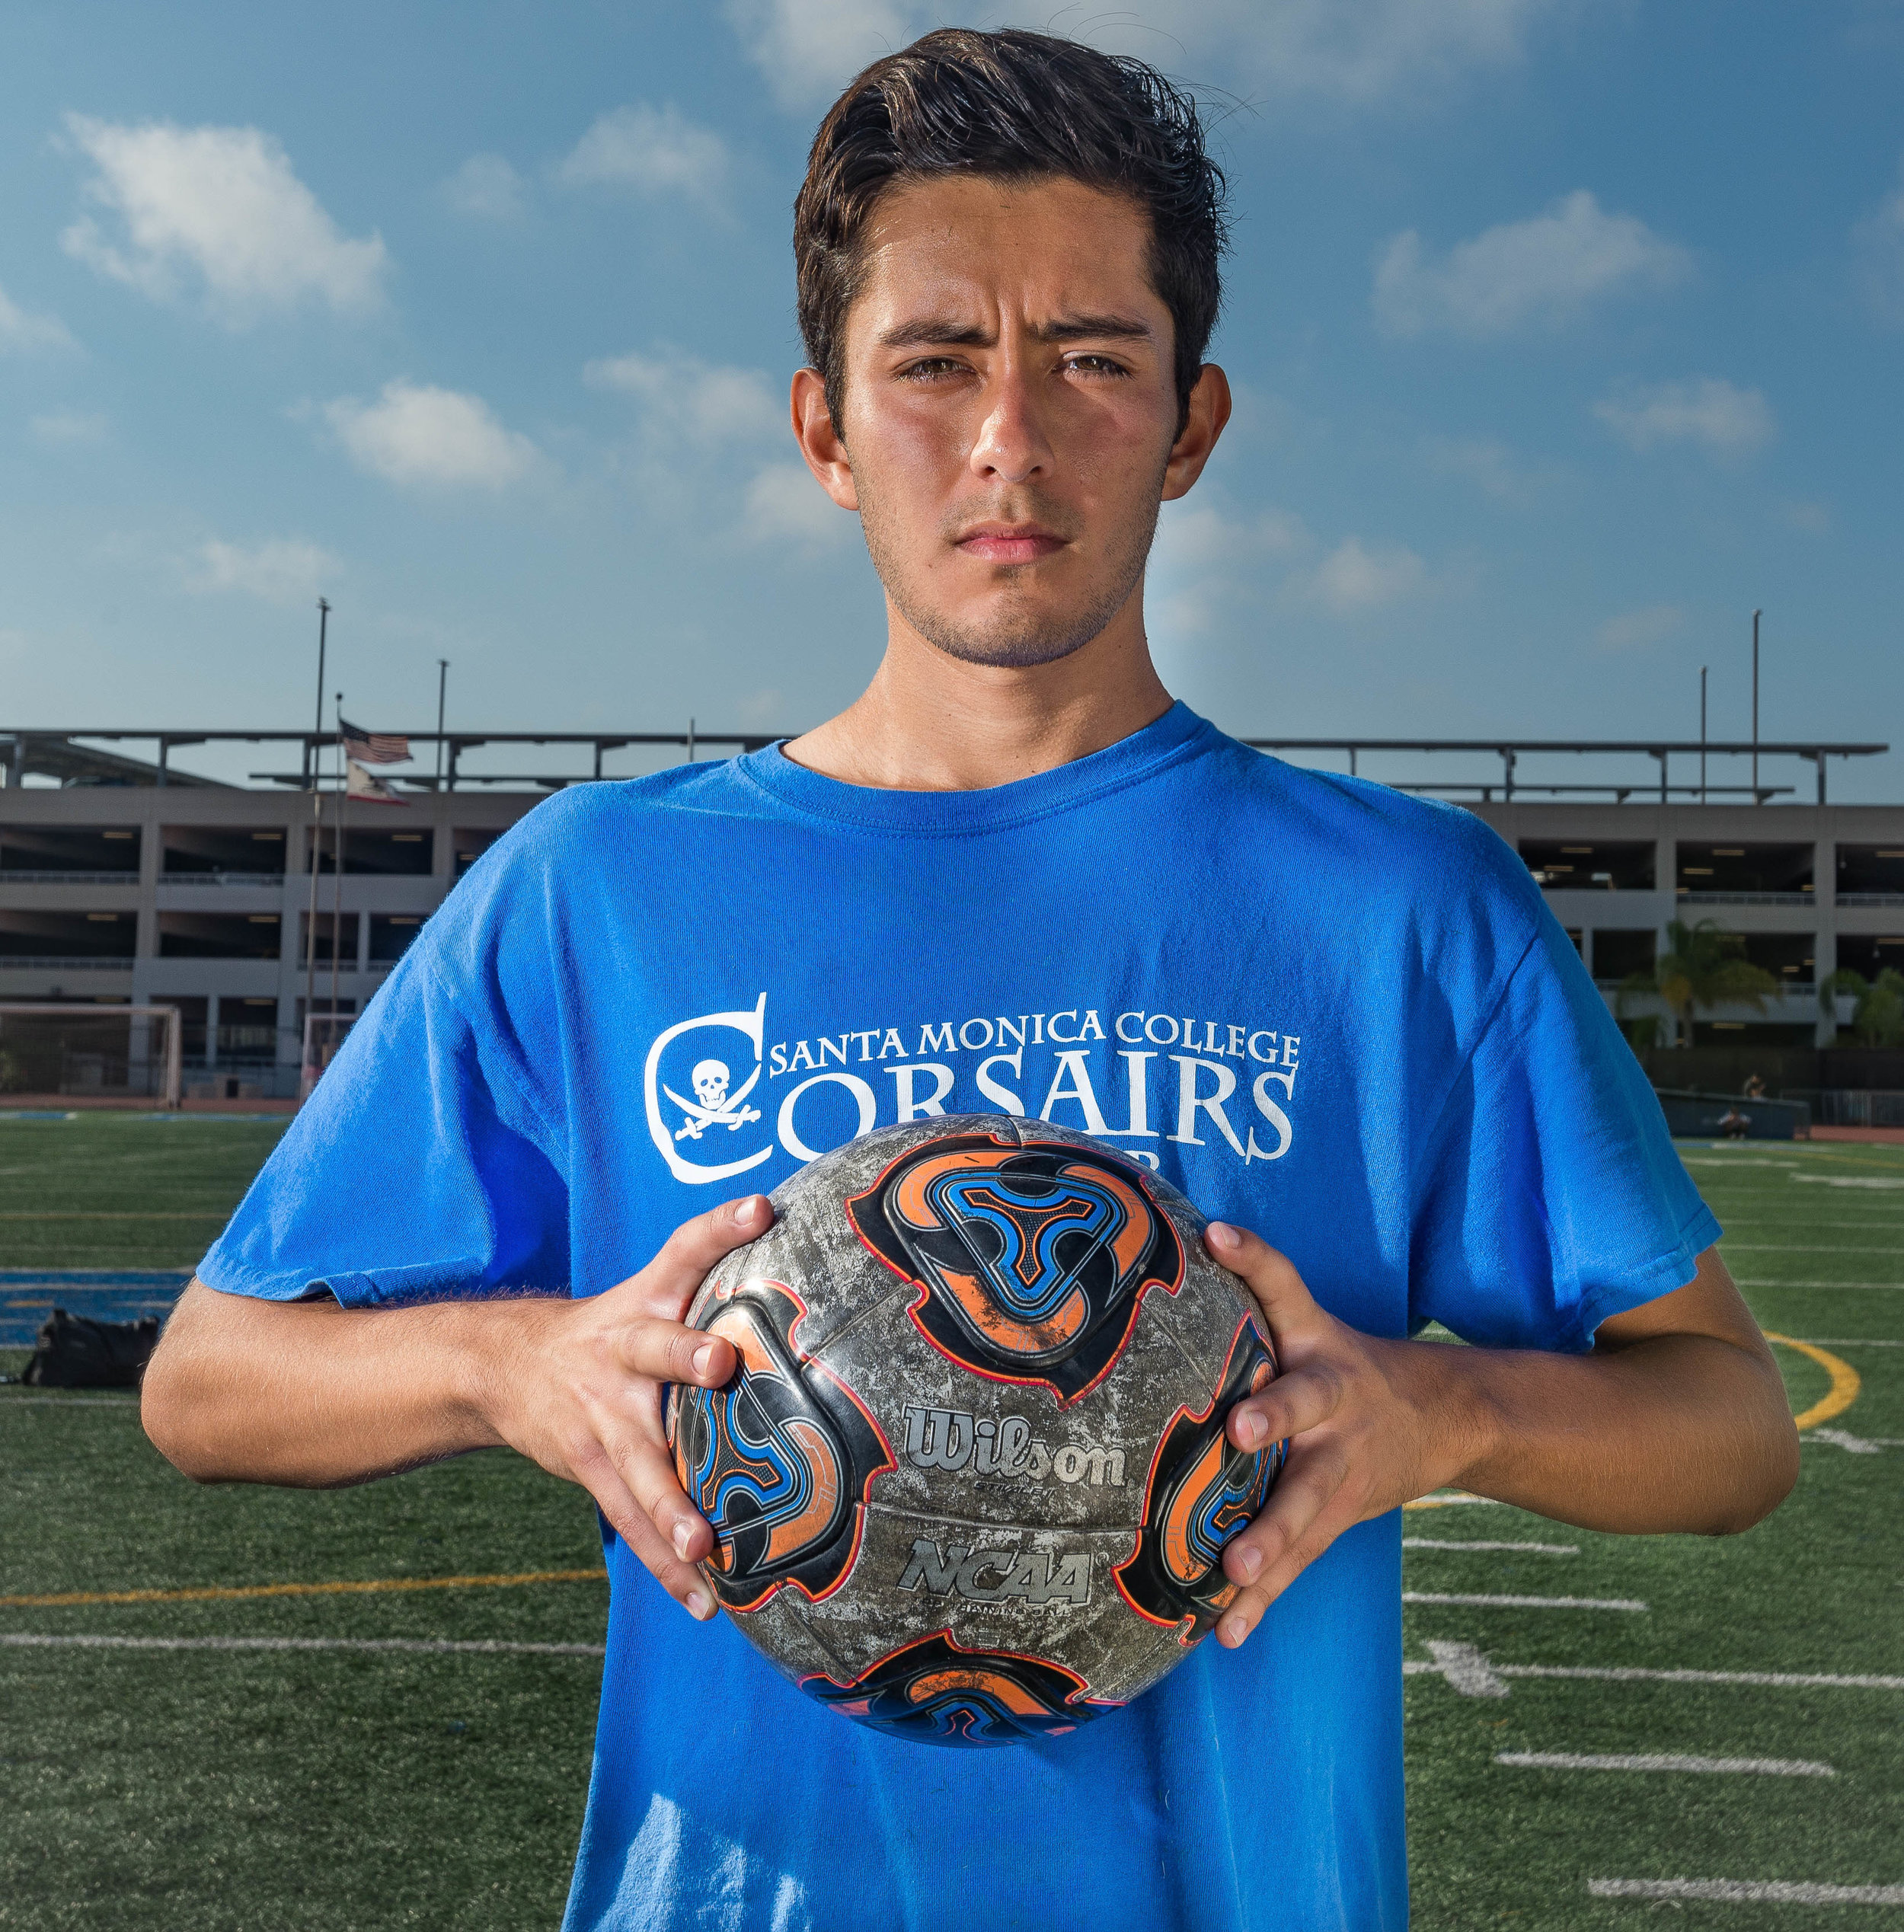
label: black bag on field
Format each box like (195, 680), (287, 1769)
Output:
(21, 1308), (161, 1389)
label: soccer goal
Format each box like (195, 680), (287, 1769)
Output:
(0, 1003), (183, 1109)
(300, 1010), (357, 1102)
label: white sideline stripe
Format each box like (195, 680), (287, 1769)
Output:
(1591, 1879), (1904, 1905)
(1403, 1538), (1579, 1554)
(1736, 1280), (1904, 1291)
(1723, 1244), (1904, 1253)
(1404, 1592), (1645, 1611)
(1799, 1337), (1904, 1348)
(0, 1397), (140, 1407)
(1402, 1653), (1904, 1692)
(0, 1633), (605, 1657)
(1500, 1750), (1833, 1777)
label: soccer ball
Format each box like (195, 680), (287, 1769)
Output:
(666, 1115), (1283, 1747)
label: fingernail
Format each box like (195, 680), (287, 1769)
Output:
(1206, 1221), (1239, 1251)
(1222, 1614), (1249, 1646)
(692, 1343), (717, 1378)
(1234, 1409), (1265, 1448)
(672, 1522), (695, 1560)
(1232, 1543), (1263, 1583)
(687, 1591), (711, 1620)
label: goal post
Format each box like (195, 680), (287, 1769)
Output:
(0, 1003), (183, 1109)
(300, 1010), (356, 1102)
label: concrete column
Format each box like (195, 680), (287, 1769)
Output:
(206, 992), (220, 1071)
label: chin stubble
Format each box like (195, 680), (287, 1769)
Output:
(858, 481), (1164, 670)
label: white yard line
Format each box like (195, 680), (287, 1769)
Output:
(1403, 1592), (1645, 1611)
(1796, 1337), (1904, 1347)
(1721, 1244), (1904, 1253)
(1500, 1751), (1833, 1777)
(0, 1633), (604, 1656)
(1590, 1879), (1904, 1905)
(1403, 1539), (1578, 1555)
(1404, 1643), (1904, 1696)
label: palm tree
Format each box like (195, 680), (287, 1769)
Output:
(1617, 919), (1781, 1050)
(1825, 966), (1904, 1049)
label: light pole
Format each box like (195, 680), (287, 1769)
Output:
(1751, 609), (1762, 803)
(302, 599), (331, 1074)
(1699, 665), (1708, 804)
(435, 659), (449, 789)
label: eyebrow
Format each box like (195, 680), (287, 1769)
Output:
(877, 311), (1155, 350)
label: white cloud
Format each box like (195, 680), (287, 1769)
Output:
(1596, 602), (1683, 651)
(1853, 159), (1904, 322)
(442, 153), (527, 220)
(60, 116), (386, 321)
(558, 104), (729, 204)
(1307, 537), (1429, 615)
(30, 409), (107, 444)
(1374, 191), (1689, 337)
(743, 461), (850, 544)
(323, 381), (539, 489)
(1423, 434), (1541, 503)
(0, 281), (75, 352)
(724, 0), (912, 110)
(586, 346), (783, 445)
(190, 537), (340, 605)
(728, 0), (1571, 112)
(1594, 377), (1775, 458)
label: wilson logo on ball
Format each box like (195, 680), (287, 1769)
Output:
(1113, 1312), (1283, 1643)
(669, 1279), (894, 1613)
(799, 1630), (1120, 1746)
(845, 1134), (1184, 1404)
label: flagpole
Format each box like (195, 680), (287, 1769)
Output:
(331, 692), (345, 1035)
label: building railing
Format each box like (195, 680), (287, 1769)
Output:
(0, 870), (140, 886)
(0, 956), (136, 971)
(1676, 890), (1816, 905)
(158, 871), (287, 888)
(1838, 893), (1904, 908)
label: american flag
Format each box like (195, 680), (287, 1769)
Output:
(339, 717), (411, 765)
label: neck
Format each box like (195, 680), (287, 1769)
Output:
(785, 592), (1172, 791)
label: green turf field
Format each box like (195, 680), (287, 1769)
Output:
(2, 1117), (1899, 1928)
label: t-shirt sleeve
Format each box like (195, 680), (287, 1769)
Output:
(1407, 910), (1721, 1352)
(196, 953), (570, 1308)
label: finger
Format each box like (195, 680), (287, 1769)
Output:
(566, 1446), (716, 1620)
(617, 1311), (740, 1391)
(1203, 1223), (1330, 1348)
(600, 1414), (720, 1570)
(1227, 1361), (1343, 1451)
(1217, 1481), (1361, 1647)
(624, 1194), (776, 1318)
(1218, 1437), (1350, 1611)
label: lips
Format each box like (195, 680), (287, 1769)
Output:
(955, 525), (1066, 565)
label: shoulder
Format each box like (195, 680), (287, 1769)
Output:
(1192, 728), (1541, 922)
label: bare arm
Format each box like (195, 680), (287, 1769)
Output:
(1205, 1228), (1798, 1649)
(141, 1195), (774, 1622)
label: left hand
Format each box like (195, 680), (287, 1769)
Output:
(1203, 1220), (1476, 1649)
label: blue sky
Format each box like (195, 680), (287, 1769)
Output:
(2, 0), (1901, 798)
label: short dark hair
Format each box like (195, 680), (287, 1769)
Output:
(794, 28), (1227, 433)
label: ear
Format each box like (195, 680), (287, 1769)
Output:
(1161, 363), (1232, 503)
(791, 368), (860, 513)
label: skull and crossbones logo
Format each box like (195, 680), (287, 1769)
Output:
(666, 1057), (763, 1142)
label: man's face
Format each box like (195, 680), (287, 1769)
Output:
(820, 174), (1199, 669)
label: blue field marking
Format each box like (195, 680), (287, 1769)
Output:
(0, 1273), (191, 1348)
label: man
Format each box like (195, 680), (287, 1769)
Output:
(144, 29), (1797, 1931)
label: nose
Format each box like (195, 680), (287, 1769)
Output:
(968, 366), (1053, 485)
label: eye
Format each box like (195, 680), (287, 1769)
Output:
(896, 356), (970, 383)
(1062, 353), (1131, 378)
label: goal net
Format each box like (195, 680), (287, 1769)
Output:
(0, 1004), (183, 1108)
(300, 1011), (357, 1102)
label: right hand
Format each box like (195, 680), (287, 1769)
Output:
(474, 1193), (772, 1621)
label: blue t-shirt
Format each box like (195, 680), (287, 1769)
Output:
(203, 703), (1717, 1932)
